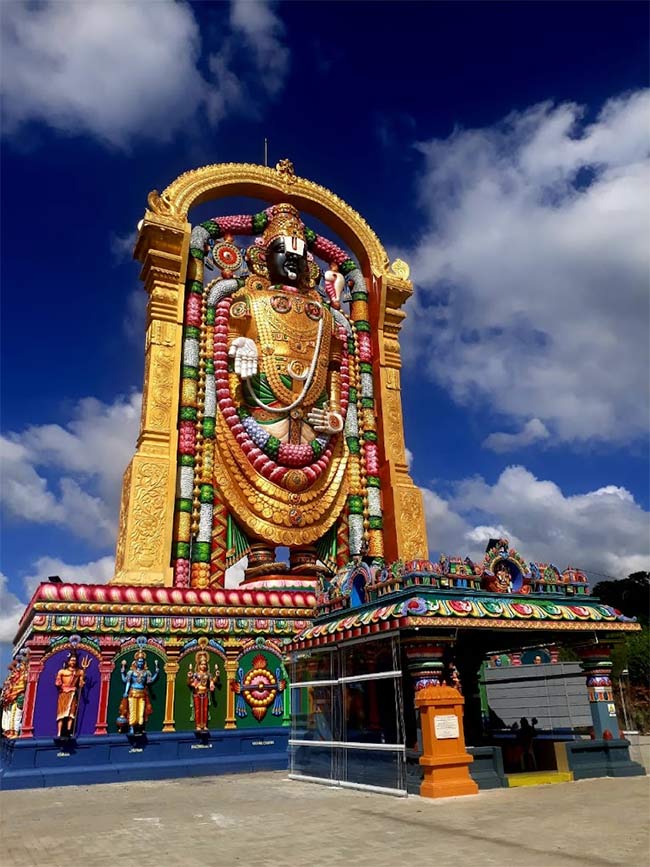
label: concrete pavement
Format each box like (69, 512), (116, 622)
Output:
(1, 773), (649, 867)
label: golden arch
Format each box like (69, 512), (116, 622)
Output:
(112, 162), (427, 587)
(157, 161), (389, 277)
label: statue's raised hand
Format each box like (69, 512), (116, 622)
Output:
(306, 407), (344, 435)
(228, 337), (258, 379)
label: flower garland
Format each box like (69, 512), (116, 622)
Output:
(212, 296), (349, 483)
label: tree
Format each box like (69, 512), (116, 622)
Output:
(592, 572), (649, 626)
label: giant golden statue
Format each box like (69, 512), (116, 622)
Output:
(214, 203), (351, 578)
(112, 162), (427, 588)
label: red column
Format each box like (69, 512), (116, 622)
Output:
(94, 650), (116, 736)
(20, 646), (46, 739)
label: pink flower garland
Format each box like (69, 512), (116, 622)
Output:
(213, 297), (349, 488)
(185, 293), (202, 326)
(215, 215), (253, 235)
(313, 234), (349, 266)
(174, 558), (190, 586)
(356, 332), (372, 363)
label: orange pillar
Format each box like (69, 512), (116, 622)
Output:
(415, 685), (478, 799)
(94, 647), (117, 735)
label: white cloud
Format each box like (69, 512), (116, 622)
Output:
(483, 418), (550, 452)
(1, 1), (289, 148)
(22, 555), (115, 599)
(110, 231), (137, 264)
(229, 0), (289, 97)
(0, 573), (28, 643)
(122, 288), (148, 346)
(0, 556), (116, 643)
(1, 393), (141, 547)
(421, 465), (650, 579)
(404, 89), (650, 447)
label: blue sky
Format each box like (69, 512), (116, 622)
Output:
(1, 0), (649, 644)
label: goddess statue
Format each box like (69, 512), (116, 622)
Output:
(1, 655), (27, 739)
(54, 652), (90, 738)
(118, 650), (159, 734)
(187, 650), (219, 731)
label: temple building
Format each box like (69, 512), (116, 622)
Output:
(0, 162), (642, 793)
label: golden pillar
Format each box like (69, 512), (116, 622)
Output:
(374, 264), (428, 563)
(162, 647), (180, 732)
(112, 204), (191, 585)
(224, 651), (239, 730)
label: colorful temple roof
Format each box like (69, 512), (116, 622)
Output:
(288, 541), (638, 650)
(290, 590), (638, 650)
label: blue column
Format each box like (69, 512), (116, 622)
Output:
(579, 645), (620, 738)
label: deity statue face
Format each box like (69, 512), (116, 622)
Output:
(266, 236), (308, 288)
(495, 565), (511, 591)
(136, 656), (145, 670)
(67, 656), (77, 669)
(198, 661), (208, 673)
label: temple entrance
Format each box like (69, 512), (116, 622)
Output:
(289, 636), (406, 795)
(480, 649), (592, 780)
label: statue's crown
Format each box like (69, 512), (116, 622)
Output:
(263, 203), (305, 247)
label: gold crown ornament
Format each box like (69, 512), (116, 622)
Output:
(195, 650), (209, 666)
(263, 203), (305, 248)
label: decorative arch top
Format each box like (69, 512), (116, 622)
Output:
(152, 161), (390, 277)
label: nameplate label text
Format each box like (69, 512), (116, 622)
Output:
(434, 715), (459, 740)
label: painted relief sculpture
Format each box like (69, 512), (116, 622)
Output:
(118, 650), (159, 734)
(174, 200), (386, 586)
(187, 650), (219, 731)
(55, 652), (90, 738)
(1, 654), (27, 739)
(232, 654), (286, 721)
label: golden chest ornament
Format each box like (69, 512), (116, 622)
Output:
(246, 289), (333, 410)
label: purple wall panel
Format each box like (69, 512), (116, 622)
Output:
(33, 649), (101, 738)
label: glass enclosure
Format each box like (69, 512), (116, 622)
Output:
(289, 636), (406, 795)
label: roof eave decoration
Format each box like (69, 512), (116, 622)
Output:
(290, 589), (639, 651)
(13, 581), (318, 645)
